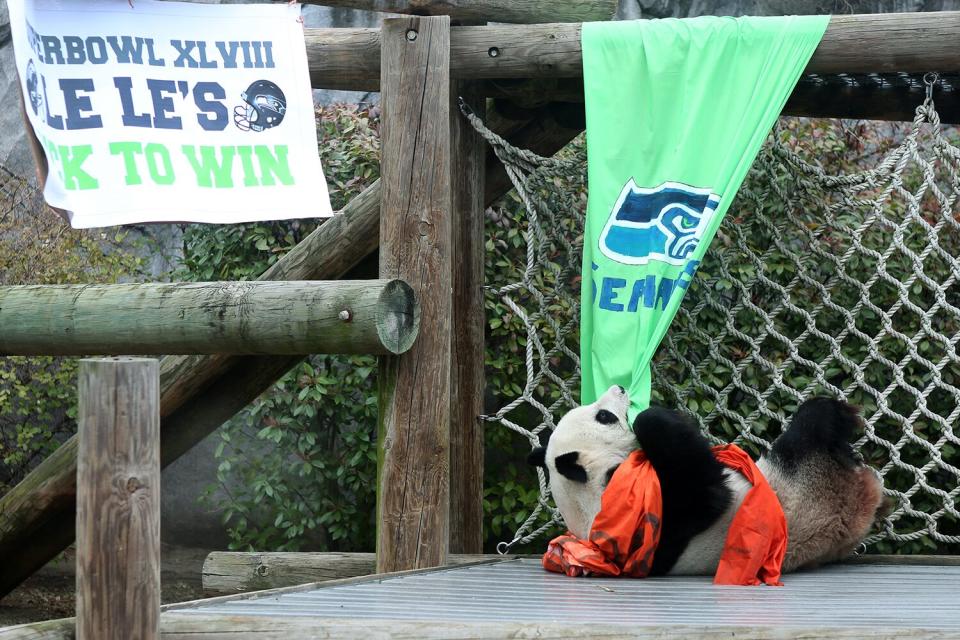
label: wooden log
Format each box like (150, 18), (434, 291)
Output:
(377, 15), (452, 573)
(76, 358), (160, 640)
(448, 84), (485, 555)
(0, 102), (583, 598)
(0, 280), (419, 357)
(201, 551), (505, 594)
(293, 0), (616, 25)
(304, 13), (960, 91)
(481, 76), (960, 126)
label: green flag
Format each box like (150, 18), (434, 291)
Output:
(580, 15), (829, 418)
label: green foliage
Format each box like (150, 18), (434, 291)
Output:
(204, 356), (378, 551)
(192, 104), (381, 550)
(0, 192), (145, 492)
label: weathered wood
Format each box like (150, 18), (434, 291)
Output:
(448, 84), (485, 555)
(0, 280), (419, 356)
(198, 550), (960, 595)
(0, 102), (582, 598)
(201, 552), (504, 594)
(8, 555), (960, 638)
(293, 0), (615, 24)
(1, 617), (955, 640)
(158, 618), (960, 640)
(482, 76), (960, 125)
(0, 619), (75, 640)
(76, 358), (160, 640)
(304, 13), (960, 91)
(377, 15), (452, 574)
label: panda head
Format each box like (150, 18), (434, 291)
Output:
(527, 385), (637, 539)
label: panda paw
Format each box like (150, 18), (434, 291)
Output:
(632, 407), (718, 476)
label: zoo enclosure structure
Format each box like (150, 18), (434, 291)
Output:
(2, 0), (960, 636)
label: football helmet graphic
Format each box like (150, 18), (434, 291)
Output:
(233, 80), (287, 132)
(25, 60), (43, 116)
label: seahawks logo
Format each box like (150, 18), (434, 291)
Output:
(599, 180), (720, 266)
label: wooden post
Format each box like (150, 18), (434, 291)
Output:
(449, 83), (485, 554)
(377, 14), (452, 573)
(0, 280), (420, 356)
(76, 358), (160, 640)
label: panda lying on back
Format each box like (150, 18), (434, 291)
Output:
(528, 385), (884, 575)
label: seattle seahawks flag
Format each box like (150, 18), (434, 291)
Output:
(580, 16), (829, 416)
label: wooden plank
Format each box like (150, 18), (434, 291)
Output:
(0, 101), (583, 598)
(8, 556), (960, 637)
(199, 550), (960, 595)
(377, 14), (452, 573)
(0, 280), (419, 356)
(76, 358), (160, 640)
(0, 619), (74, 640)
(154, 618), (960, 639)
(176, 557), (509, 611)
(448, 83), (485, 555)
(293, 0), (616, 25)
(303, 13), (960, 90)
(201, 552), (504, 594)
(1, 617), (953, 640)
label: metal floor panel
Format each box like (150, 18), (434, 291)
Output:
(177, 558), (960, 630)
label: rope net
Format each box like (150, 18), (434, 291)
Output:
(465, 76), (960, 554)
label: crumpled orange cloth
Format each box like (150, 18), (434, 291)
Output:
(542, 444), (787, 586)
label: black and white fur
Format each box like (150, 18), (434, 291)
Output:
(528, 385), (884, 575)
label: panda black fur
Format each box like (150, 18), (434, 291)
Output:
(528, 385), (884, 576)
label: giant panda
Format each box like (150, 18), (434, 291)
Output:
(527, 384), (884, 575)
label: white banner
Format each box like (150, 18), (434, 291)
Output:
(7, 0), (334, 228)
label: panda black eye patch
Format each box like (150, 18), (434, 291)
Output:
(596, 409), (619, 425)
(554, 451), (588, 483)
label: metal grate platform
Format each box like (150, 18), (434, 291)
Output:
(170, 558), (960, 634)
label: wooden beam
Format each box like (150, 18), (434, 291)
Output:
(448, 84), (485, 555)
(305, 13), (960, 91)
(292, 0), (615, 25)
(201, 551), (505, 594)
(377, 14), (452, 573)
(480, 76), (960, 125)
(77, 358), (160, 640)
(0, 280), (419, 356)
(0, 101), (583, 599)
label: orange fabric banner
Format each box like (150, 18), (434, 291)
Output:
(542, 444), (787, 586)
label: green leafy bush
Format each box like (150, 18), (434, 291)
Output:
(190, 104), (381, 550)
(0, 184), (145, 492)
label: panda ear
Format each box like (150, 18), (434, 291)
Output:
(554, 451), (588, 484)
(526, 447), (547, 468)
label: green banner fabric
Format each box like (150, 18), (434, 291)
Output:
(580, 15), (829, 417)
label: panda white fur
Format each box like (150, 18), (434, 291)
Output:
(528, 385), (884, 575)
